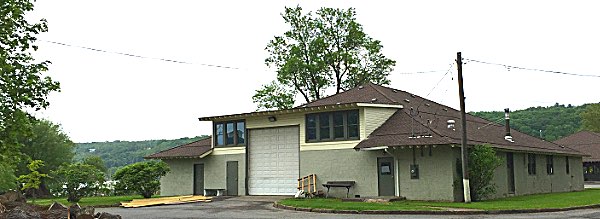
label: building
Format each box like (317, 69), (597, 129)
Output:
(146, 83), (584, 201)
(555, 131), (600, 181)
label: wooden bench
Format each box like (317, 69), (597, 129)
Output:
(322, 181), (355, 198)
(203, 189), (226, 196)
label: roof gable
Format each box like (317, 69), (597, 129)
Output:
(145, 137), (212, 159)
(554, 131), (600, 161)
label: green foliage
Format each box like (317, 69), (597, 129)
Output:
(471, 103), (588, 141)
(82, 155), (107, 174)
(17, 119), (74, 176)
(0, 0), (60, 191)
(581, 103), (600, 132)
(0, 162), (17, 193)
(468, 145), (502, 201)
(113, 161), (170, 198)
(17, 160), (49, 202)
(52, 163), (105, 202)
(257, 6), (396, 110)
(74, 136), (207, 178)
(252, 81), (295, 110)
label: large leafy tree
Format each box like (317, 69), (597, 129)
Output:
(254, 6), (396, 110)
(0, 0), (61, 191)
(113, 161), (170, 198)
(581, 103), (600, 132)
(82, 155), (108, 174)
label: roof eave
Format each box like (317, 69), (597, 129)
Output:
(198, 102), (402, 121)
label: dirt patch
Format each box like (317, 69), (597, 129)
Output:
(0, 200), (122, 219)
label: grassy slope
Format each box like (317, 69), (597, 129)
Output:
(280, 189), (600, 211)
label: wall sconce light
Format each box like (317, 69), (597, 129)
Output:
(268, 116), (277, 122)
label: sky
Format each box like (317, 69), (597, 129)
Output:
(28, 0), (600, 143)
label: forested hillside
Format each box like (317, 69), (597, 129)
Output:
(471, 104), (588, 141)
(75, 136), (208, 177)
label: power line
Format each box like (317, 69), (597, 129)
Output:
(41, 40), (240, 70)
(464, 58), (600, 78)
(396, 69), (447, 75)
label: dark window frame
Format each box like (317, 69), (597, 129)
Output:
(305, 110), (360, 142)
(213, 120), (246, 147)
(528, 154), (537, 175)
(566, 156), (570, 174)
(546, 155), (554, 175)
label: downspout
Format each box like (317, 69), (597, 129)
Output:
(384, 148), (400, 197)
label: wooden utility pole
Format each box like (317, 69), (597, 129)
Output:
(457, 52), (471, 203)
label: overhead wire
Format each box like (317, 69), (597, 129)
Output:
(464, 58), (600, 78)
(40, 40), (241, 70)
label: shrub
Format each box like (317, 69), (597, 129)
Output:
(113, 161), (170, 198)
(52, 163), (105, 202)
(468, 144), (502, 201)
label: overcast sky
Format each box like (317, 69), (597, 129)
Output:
(29, 1), (600, 143)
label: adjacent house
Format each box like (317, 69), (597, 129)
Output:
(554, 131), (600, 181)
(146, 83), (584, 201)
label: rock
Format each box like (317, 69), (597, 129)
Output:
(69, 203), (81, 219)
(48, 201), (68, 211)
(43, 209), (68, 219)
(0, 202), (5, 214)
(5, 206), (41, 219)
(79, 206), (95, 216)
(97, 212), (122, 219)
(0, 191), (26, 203)
(76, 214), (95, 219)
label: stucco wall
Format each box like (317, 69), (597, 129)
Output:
(394, 146), (455, 201)
(299, 149), (380, 198)
(160, 153), (245, 196)
(453, 148), (585, 201)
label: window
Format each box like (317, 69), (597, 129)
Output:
(380, 162), (392, 175)
(527, 154), (536, 175)
(305, 110), (360, 142)
(546, 155), (554, 175)
(566, 156), (570, 174)
(429, 147), (433, 156)
(216, 123), (224, 146)
(213, 120), (245, 146)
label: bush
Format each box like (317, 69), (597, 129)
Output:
(113, 161), (169, 198)
(52, 163), (105, 202)
(468, 144), (502, 201)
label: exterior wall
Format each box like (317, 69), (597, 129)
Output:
(393, 145), (455, 201)
(160, 153), (245, 196)
(452, 148), (585, 201)
(300, 149), (380, 198)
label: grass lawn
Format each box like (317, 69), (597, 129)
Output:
(279, 189), (600, 211)
(28, 195), (151, 207)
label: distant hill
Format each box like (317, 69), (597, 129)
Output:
(471, 103), (588, 141)
(74, 135), (209, 177)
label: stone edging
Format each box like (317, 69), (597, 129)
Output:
(273, 202), (600, 215)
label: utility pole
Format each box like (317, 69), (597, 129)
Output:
(457, 52), (471, 203)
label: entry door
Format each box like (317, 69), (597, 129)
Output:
(507, 153), (515, 194)
(193, 164), (204, 195)
(227, 161), (238, 196)
(378, 157), (395, 196)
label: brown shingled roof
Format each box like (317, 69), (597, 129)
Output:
(316, 83), (582, 155)
(554, 131), (600, 162)
(145, 137), (212, 159)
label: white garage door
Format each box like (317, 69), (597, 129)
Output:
(248, 126), (299, 195)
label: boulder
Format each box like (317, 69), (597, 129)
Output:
(5, 206), (41, 219)
(0, 202), (5, 214)
(0, 191), (26, 203)
(48, 201), (68, 211)
(76, 214), (94, 219)
(69, 203), (81, 219)
(97, 212), (122, 219)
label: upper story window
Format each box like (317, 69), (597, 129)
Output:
(214, 120), (245, 147)
(306, 110), (359, 142)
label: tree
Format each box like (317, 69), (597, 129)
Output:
(254, 6), (396, 110)
(113, 161), (170, 198)
(82, 155), (108, 174)
(52, 163), (105, 202)
(17, 160), (49, 202)
(468, 144), (502, 201)
(581, 103), (600, 132)
(0, 0), (61, 191)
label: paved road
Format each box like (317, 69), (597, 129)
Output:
(98, 196), (600, 219)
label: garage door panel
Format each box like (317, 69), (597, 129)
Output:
(248, 126), (299, 195)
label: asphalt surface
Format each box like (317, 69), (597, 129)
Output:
(98, 196), (600, 219)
